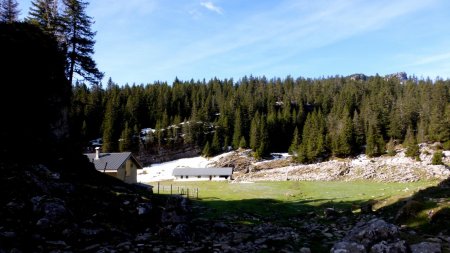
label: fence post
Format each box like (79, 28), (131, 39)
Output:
(157, 182), (160, 194)
(196, 188), (199, 199)
(187, 188), (189, 199)
(170, 184), (173, 195)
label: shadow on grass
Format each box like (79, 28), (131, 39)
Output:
(186, 197), (378, 252)
(377, 177), (450, 234)
(191, 196), (373, 225)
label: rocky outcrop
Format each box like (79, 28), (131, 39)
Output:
(331, 219), (443, 253)
(0, 156), (194, 252)
(218, 147), (450, 183)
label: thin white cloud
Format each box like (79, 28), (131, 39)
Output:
(155, 0), (434, 74)
(399, 51), (450, 79)
(200, 1), (223, 15)
(411, 52), (450, 66)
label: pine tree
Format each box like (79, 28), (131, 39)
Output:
(202, 141), (212, 157)
(255, 115), (269, 159)
(0, 0), (20, 23)
(330, 110), (354, 157)
(211, 130), (221, 155)
(239, 136), (247, 148)
(249, 112), (260, 151)
(288, 126), (299, 155)
(61, 0), (103, 84)
(299, 110), (327, 162)
(295, 144), (307, 163)
(102, 84), (121, 152)
(352, 110), (365, 151)
(404, 126), (419, 160)
(365, 123), (385, 157)
(27, 0), (60, 35)
(232, 108), (242, 149)
(119, 122), (132, 152)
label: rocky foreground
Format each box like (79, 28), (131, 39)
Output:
(1, 147), (449, 252)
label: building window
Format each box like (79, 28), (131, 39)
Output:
(181, 176), (183, 179)
(186, 176), (189, 179)
(198, 175), (201, 178)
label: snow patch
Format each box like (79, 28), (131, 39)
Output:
(137, 151), (235, 183)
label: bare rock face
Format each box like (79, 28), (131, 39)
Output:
(338, 218), (400, 249)
(224, 146), (450, 183)
(410, 242), (441, 253)
(331, 219), (443, 253)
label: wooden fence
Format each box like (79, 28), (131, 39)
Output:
(155, 182), (199, 199)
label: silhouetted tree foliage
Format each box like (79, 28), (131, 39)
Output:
(0, 0), (20, 23)
(27, 0), (60, 36)
(1, 22), (71, 163)
(70, 74), (449, 163)
(60, 0), (103, 84)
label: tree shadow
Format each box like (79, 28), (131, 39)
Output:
(376, 177), (450, 234)
(185, 197), (377, 252)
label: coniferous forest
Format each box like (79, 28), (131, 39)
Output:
(71, 75), (450, 162)
(2, 0), (449, 163)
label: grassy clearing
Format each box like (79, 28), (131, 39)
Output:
(148, 180), (438, 223)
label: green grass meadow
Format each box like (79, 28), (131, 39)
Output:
(149, 180), (438, 222)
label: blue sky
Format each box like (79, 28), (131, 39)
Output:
(18, 0), (450, 85)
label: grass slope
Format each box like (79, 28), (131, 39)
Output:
(149, 180), (437, 223)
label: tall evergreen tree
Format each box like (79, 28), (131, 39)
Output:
(61, 0), (103, 84)
(352, 110), (365, 151)
(210, 130), (221, 155)
(0, 0), (20, 23)
(249, 112), (261, 151)
(365, 123), (385, 157)
(404, 126), (420, 160)
(239, 136), (247, 148)
(27, 0), (60, 35)
(119, 122), (132, 152)
(202, 141), (212, 157)
(298, 110), (327, 162)
(255, 115), (269, 159)
(330, 109), (354, 157)
(288, 126), (299, 155)
(232, 108), (242, 149)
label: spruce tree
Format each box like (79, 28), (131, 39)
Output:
(61, 0), (103, 84)
(330, 110), (354, 157)
(239, 136), (247, 149)
(255, 116), (269, 159)
(119, 122), (132, 152)
(299, 110), (327, 162)
(365, 123), (385, 157)
(352, 110), (365, 150)
(27, 0), (60, 35)
(211, 130), (221, 155)
(404, 126), (420, 160)
(249, 112), (260, 151)
(202, 141), (212, 157)
(288, 126), (299, 155)
(0, 0), (20, 23)
(232, 108), (242, 149)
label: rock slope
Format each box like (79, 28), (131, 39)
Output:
(212, 146), (450, 183)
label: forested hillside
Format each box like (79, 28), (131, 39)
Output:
(71, 75), (450, 162)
